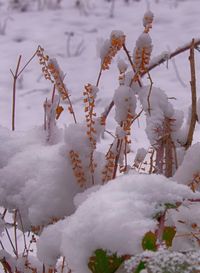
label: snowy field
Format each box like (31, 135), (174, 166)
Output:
(1, 0), (200, 272)
(0, 0), (200, 139)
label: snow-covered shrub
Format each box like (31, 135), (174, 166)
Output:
(1, 7), (200, 273)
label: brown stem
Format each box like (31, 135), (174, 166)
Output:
(112, 138), (123, 179)
(96, 67), (103, 87)
(11, 55), (22, 131)
(61, 257), (65, 273)
(149, 148), (155, 174)
(184, 39), (197, 150)
(13, 210), (18, 258)
(51, 84), (56, 103)
(18, 210), (28, 257)
(5, 227), (17, 256)
(142, 38), (200, 76)
(104, 38), (200, 121)
(156, 211), (166, 246)
(147, 72), (153, 115)
(122, 43), (142, 87)
(0, 259), (13, 273)
(17, 48), (39, 77)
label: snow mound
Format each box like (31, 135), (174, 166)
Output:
(0, 126), (80, 230)
(37, 173), (199, 273)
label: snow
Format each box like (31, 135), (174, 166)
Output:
(173, 142), (200, 186)
(0, 125), (81, 230)
(37, 173), (200, 273)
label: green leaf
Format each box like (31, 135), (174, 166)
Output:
(142, 231), (157, 251)
(88, 249), (124, 273)
(162, 226), (176, 247)
(134, 261), (146, 273)
(164, 203), (177, 209)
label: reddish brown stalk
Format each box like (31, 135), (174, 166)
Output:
(10, 49), (39, 131)
(112, 138), (123, 179)
(141, 38), (200, 76)
(18, 210), (28, 257)
(122, 43), (142, 87)
(156, 210), (166, 246)
(149, 148), (155, 174)
(0, 258), (13, 273)
(147, 72), (153, 115)
(11, 55), (22, 131)
(61, 257), (65, 273)
(96, 67), (103, 87)
(184, 39), (197, 150)
(51, 84), (56, 103)
(5, 226), (17, 256)
(1, 209), (7, 220)
(13, 210), (18, 258)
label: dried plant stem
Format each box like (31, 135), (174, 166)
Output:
(131, 109), (143, 126)
(61, 257), (65, 273)
(5, 226), (17, 256)
(155, 144), (164, 175)
(0, 258), (12, 273)
(0, 240), (5, 250)
(17, 48), (39, 78)
(165, 134), (173, 178)
(18, 210), (28, 257)
(122, 43), (142, 87)
(11, 55), (22, 131)
(142, 38), (200, 76)
(96, 67), (102, 87)
(156, 210), (166, 246)
(51, 84), (56, 103)
(184, 39), (197, 150)
(104, 38), (200, 120)
(1, 209), (7, 219)
(112, 138), (123, 179)
(149, 148), (155, 174)
(11, 49), (39, 131)
(14, 210), (18, 258)
(147, 72), (153, 115)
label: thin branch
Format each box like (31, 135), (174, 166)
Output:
(11, 55), (22, 131)
(142, 38), (200, 76)
(184, 39), (197, 150)
(96, 67), (103, 87)
(131, 109), (143, 125)
(147, 72), (153, 115)
(18, 210), (28, 257)
(17, 48), (39, 77)
(122, 43), (142, 87)
(13, 210), (18, 258)
(5, 227), (17, 256)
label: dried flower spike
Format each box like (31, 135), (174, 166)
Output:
(101, 31), (125, 70)
(69, 150), (86, 188)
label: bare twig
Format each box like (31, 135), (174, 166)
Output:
(147, 72), (153, 115)
(13, 210), (18, 258)
(11, 55), (22, 131)
(184, 39), (197, 150)
(122, 43), (142, 87)
(5, 227), (17, 256)
(96, 67), (103, 87)
(17, 48), (39, 77)
(142, 38), (200, 76)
